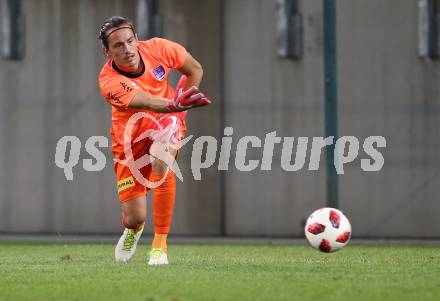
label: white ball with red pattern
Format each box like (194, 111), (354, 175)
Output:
(304, 207), (352, 253)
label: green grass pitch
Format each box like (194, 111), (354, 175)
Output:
(0, 242), (439, 301)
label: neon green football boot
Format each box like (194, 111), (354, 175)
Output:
(148, 248), (168, 266)
(115, 228), (143, 262)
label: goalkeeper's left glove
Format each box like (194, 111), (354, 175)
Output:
(167, 75), (211, 112)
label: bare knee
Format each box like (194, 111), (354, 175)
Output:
(123, 213), (145, 230)
(121, 196), (146, 230)
(151, 146), (178, 174)
(152, 159), (169, 175)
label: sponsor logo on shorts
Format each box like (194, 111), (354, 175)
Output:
(117, 176), (135, 193)
(152, 65), (166, 80)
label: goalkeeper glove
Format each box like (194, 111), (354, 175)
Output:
(167, 75), (211, 112)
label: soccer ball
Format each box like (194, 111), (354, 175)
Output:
(304, 207), (351, 253)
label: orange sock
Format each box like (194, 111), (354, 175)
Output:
(150, 171), (176, 250)
(152, 233), (168, 251)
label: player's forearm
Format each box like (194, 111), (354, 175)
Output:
(128, 78), (211, 113)
(178, 54), (204, 88)
(128, 92), (171, 112)
(185, 67), (203, 88)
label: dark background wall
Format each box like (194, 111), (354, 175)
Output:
(0, 0), (438, 237)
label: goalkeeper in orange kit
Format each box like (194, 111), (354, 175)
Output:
(97, 16), (210, 265)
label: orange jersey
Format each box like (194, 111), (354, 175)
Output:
(98, 38), (188, 146)
(98, 38), (188, 202)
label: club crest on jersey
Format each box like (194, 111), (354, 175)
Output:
(152, 65), (166, 80)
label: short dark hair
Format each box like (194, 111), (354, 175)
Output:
(98, 16), (135, 49)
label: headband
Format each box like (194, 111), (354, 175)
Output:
(103, 25), (134, 42)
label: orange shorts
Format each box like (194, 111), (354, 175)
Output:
(111, 114), (186, 203)
(112, 140), (153, 202)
